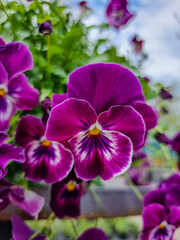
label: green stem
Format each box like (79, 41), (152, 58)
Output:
(88, 186), (102, 227)
(34, 0), (45, 16)
(124, 173), (143, 201)
(28, 212), (55, 240)
(47, 34), (51, 69)
(160, 144), (177, 172)
(0, 0), (16, 40)
(70, 218), (79, 238)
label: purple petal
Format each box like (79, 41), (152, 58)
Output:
(41, 97), (52, 125)
(0, 62), (8, 84)
(131, 101), (158, 130)
(155, 132), (171, 145)
(46, 98), (97, 142)
(167, 206), (180, 227)
(52, 93), (67, 108)
(165, 184), (180, 209)
(142, 204), (166, 232)
(67, 63), (144, 115)
(0, 144), (25, 179)
(77, 228), (109, 240)
(50, 182), (81, 218)
(0, 94), (16, 131)
(11, 215), (47, 240)
(0, 186), (11, 211)
(171, 132), (180, 154)
(98, 105), (145, 150)
(24, 140), (74, 184)
(8, 74), (39, 110)
(0, 37), (6, 46)
(69, 130), (132, 181)
(0, 42), (33, 80)
(160, 173), (180, 189)
(143, 189), (166, 207)
(15, 115), (45, 147)
(9, 186), (44, 217)
(0, 132), (9, 146)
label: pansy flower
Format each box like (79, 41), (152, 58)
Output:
(39, 21), (53, 36)
(50, 172), (83, 218)
(0, 38), (39, 131)
(131, 35), (143, 54)
(11, 215), (47, 240)
(77, 228), (109, 240)
(159, 88), (173, 100)
(140, 203), (180, 240)
(0, 132), (25, 180)
(0, 179), (44, 218)
(46, 63), (157, 181)
(143, 173), (180, 211)
(15, 115), (73, 184)
(106, 0), (134, 29)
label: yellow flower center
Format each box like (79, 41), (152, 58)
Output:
(41, 140), (51, 147)
(66, 181), (76, 191)
(88, 126), (101, 136)
(0, 89), (6, 98)
(158, 224), (165, 229)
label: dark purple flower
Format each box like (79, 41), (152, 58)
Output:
(159, 88), (173, 100)
(0, 38), (39, 131)
(0, 132), (25, 180)
(154, 132), (171, 145)
(39, 21), (53, 36)
(140, 203), (180, 240)
(106, 0), (134, 29)
(131, 35), (143, 54)
(171, 132), (180, 154)
(50, 179), (82, 218)
(132, 150), (147, 162)
(161, 107), (169, 114)
(127, 160), (150, 185)
(46, 63), (157, 181)
(143, 173), (180, 211)
(15, 115), (73, 184)
(0, 179), (44, 217)
(141, 77), (150, 83)
(11, 215), (47, 240)
(77, 228), (109, 240)
(41, 97), (52, 125)
(79, 1), (87, 7)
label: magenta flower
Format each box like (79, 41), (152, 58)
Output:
(140, 203), (180, 240)
(11, 215), (47, 240)
(143, 173), (180, 211)
(0, 179), (44, 218)
(159, 88), (173, 100)
(131, 35), (143, 54)
(0, 38), (39, 131)
(46, 63), (157, 181)
(15, 115), (74, 184)
(77, 228), (109, 240)
(50, 178), (82, 218)
(38, 21), (53, 36)
(106, 0), (134, 29)
(0, 132), (25, 180)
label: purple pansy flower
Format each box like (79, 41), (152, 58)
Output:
(140, 203), (180, 240)
(159, 88), (173, 100)
(77, 228), (109, 240)
(0, 38), (39, 131)
(106, 0), (134, 29)
(154, 132), (171, 145)
(46, 63), (157, 181)
(0, 179), (44, 217)
(11, 215), (47, 240)
(15, 115), (74, 184)
(144, 173), (180, 211)
(0, 132), (25, 180)
(41, 97), (52, 126)
(131, 35), (143, 54)
(50, 177), (82, 218)
(39, 21), (53, 36)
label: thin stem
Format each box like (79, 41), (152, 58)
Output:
(70, 218), (79, 238)
(160, 144), (177, 172)
(34, 0), (45, 16)
(0, 0), (16, 40)
(28, 212), (55, 240)
(87, 186), (102, 227)
(47, 34), (51, 69)
(124, 173), (143, 201)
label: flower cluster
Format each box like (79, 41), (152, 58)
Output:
(140, 173), (180, 239)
